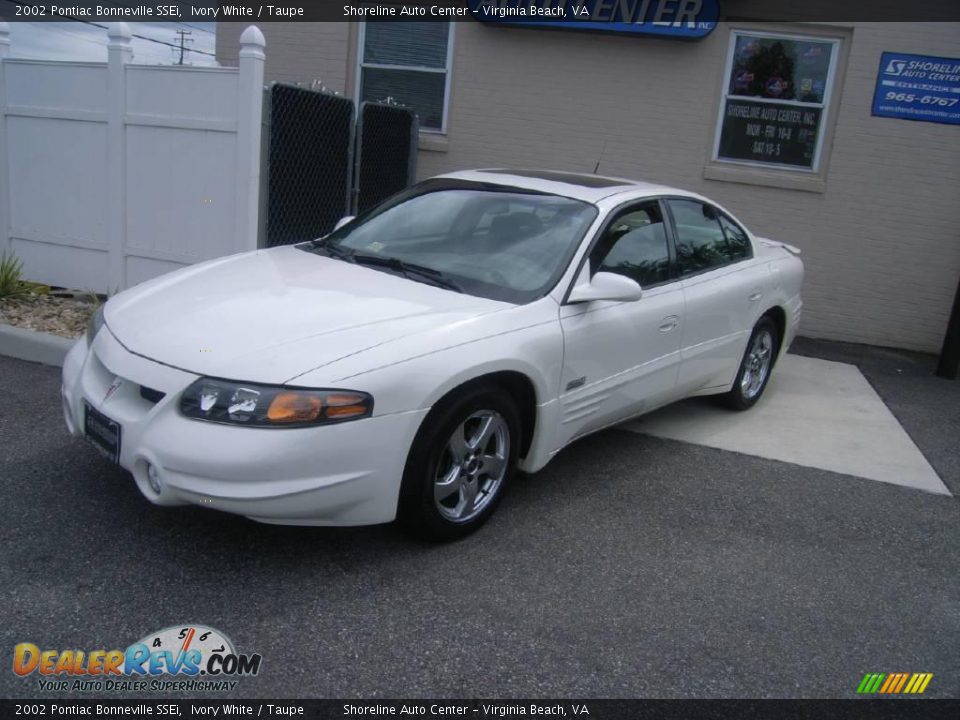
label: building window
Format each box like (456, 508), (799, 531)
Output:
(357, 22), (453, 133)
(713, 31), (840, 172)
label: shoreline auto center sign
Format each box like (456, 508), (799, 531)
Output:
(872, 52), (960, 125)
(469, 0), (719, 38)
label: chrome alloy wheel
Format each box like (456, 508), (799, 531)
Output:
(740, 328), (774, 400)
(433, 410), (509, 523)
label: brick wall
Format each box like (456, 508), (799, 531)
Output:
(217, 22), (352, 93)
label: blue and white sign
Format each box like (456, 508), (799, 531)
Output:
(872, 52), (960, 125)
(469, 0), (719, 39)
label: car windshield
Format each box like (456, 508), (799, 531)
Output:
(301, 181), (598, 304)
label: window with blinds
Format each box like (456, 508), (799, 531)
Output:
(358, 22), (453, 132)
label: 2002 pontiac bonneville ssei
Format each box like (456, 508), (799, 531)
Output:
(63, 170), (803, 539)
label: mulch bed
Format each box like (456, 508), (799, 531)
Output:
(0, 293), (97, 339)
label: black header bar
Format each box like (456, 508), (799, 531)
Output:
(0, 0), (959, 23)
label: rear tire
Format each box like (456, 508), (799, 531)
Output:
(397, 384), (520, 541)
(719, 317), (779, 411)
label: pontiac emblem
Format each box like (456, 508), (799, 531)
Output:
(103, 377), (123, 403)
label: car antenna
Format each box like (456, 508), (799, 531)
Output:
(593, 139), (608, 175)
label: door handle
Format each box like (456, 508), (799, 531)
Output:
(658, 316), (679, 332)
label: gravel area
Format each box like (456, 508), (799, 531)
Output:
(0, 293), (96, 338)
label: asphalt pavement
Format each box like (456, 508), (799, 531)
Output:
(1, 348), (957, 699)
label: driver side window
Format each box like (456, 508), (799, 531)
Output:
(589, 201), (671, 287)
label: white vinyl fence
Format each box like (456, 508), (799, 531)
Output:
(0, 22), (265, 293)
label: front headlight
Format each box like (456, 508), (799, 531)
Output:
(86, 305), (105, 345)
(179, 378), (373, 428)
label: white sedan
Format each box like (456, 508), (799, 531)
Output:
(62, 170), (803, 539)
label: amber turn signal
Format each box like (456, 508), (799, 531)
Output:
(324, 393), (371, 419)
(266, 392), (323, 423)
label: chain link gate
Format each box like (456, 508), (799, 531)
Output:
(263, 86), (419, 247)
(264, 83), (355, 247)
(354, 102), (418, 216)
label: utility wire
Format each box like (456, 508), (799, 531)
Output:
(27, 21), (110, 49)
(178, 22), (216, 35)
(5, 0), (218, 58)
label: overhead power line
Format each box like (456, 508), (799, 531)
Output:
(178, 22), (216, 35)
(5, 0), (218, 58)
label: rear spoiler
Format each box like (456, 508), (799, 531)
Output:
(757, 237), (802, 256)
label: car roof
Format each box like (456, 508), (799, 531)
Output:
(434, 168), (689, 204)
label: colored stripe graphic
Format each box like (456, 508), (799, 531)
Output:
(880, 673), (908, 693)
(857, 673), (886, 693)
(857, 672), (932, 694)
(905, 673), (933, 694)
(893, 673), (910, 693)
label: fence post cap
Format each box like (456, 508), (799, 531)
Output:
(240, 25), (266, 51)
(107, 22), (132, 43)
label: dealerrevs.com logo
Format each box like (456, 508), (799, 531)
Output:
(13, 625), (262, 692)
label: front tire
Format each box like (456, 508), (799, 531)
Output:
(398, 384), (520, 541)
(720, 317), (779, 411)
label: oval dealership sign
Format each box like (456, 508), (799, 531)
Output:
(468, 0), (720, 39)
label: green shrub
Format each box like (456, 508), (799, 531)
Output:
(0, 250), (29, 299)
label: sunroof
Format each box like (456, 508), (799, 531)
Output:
(479, 169), (629, 189)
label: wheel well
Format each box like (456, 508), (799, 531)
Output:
(762, 306), (787, 359)
(437, 371), (538, 460)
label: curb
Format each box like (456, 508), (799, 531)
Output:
(0, 323), (77, 367)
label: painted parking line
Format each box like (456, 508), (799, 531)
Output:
(624, 354), (950, 496)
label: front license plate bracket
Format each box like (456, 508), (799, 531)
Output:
(83, 401), (121, 464)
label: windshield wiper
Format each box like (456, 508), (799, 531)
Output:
(350, 254), (464, 293)
(313, 241), (355, 262)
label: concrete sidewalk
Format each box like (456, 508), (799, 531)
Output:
(626, 353), (950, 496)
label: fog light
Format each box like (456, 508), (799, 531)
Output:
(146, 463), (162, 494)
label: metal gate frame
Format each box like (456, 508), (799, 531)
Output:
(352, 100), (419, 216)
(260, 82), (356, 247)
(259, 86), (420, 247)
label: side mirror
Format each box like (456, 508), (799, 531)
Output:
(333, 215), (355, 232)
(568, 272), (643, 304)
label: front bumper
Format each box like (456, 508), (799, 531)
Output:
(61, 329), (428, 526)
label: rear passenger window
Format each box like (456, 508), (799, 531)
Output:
(718, 214), (753, 262)
(668, 199), (750, 275)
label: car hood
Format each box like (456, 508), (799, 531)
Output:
(105, 245), (510, 384)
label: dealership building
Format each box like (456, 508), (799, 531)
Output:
(217, 7), (959, 353)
